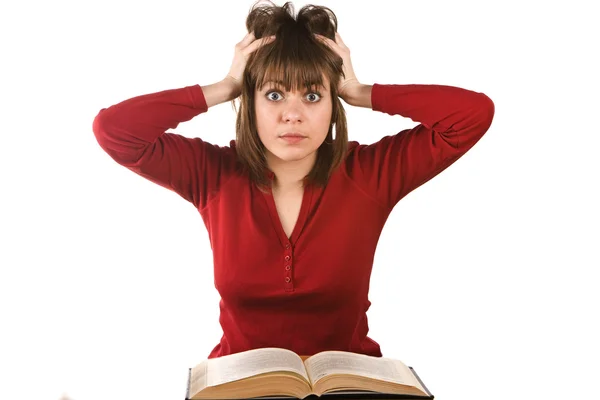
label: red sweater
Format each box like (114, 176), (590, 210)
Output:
(93, 83), (494, 359)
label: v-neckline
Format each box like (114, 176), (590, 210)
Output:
(263, 183), (313, 247)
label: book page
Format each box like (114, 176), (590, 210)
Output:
(304, 351), (419, 387)
(205, 348), (309, 387)
(189, 363), (208, 398)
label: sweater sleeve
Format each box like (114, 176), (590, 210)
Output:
(92, 84), (238, 210)
(345, 83), (495, 210)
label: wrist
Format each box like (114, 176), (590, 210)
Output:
(202, 78), (241, 108)
(343, 83), (372, 108)
(223, 76), (242, 100)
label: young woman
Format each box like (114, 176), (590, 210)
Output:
(92, 1), (495, 360)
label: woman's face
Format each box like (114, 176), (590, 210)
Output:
(254, 76), (332, 165)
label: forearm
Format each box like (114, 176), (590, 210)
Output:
(344, 84), (373, 108)
(93, 84), (208, 165)
(370, 84), (495, 137)
(202, 77), (240, 108)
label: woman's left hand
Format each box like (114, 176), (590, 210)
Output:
(315, 32), (362, 102)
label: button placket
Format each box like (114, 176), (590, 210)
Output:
(283, 244), (293, 287)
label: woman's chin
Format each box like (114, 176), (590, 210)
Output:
(272, 149), (314, 162)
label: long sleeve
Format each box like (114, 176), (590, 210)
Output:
(92, 84), (238, 210)
(345, 83), (495, 210)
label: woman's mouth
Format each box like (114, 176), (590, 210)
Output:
(280, 134), (306, 144)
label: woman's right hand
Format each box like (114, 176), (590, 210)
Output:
(224, 31), (276, 97)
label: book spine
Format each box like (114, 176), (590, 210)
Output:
(408, 366), (434, 399)
(185, 367), (191, 400)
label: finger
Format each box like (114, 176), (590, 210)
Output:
(243, 35), (276, 55)
(236, 31), (256, 50)
(239, 31), (256, 46)
(333, 32), (349, 51)
(315, 34), (334, 46)
(315, 34), (341, 53)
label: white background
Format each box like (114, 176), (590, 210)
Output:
(1, 1), (598, 399)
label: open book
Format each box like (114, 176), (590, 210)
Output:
(186, 348), (434, 399)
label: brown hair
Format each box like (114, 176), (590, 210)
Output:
(232, 0), (348, 192)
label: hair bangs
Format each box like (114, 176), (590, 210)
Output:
(253, 41), (334, 93)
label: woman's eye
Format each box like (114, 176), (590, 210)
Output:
(266, 91), (282, 101)
(306, 92), (321, 102)
(266, 91), (321, 102)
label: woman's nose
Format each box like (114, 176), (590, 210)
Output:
(282, 97), (303, 122)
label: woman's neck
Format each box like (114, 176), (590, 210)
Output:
(267, 152), (316, 191)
